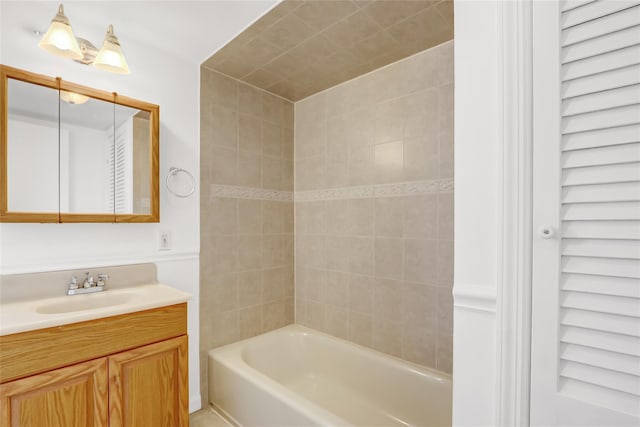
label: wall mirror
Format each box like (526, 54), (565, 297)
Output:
(0, 65), (159, 222)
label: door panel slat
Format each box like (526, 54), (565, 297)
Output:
(561, 342), (640, 375)
(560, 360), (640, 395)
(560, 325), (640, 356)
(562, 238), (640, 259)
(563, 201), (640, 220)
(562, 220), (640, 239)
(563, 123), (640, 150)
(562, 255), (640, 278)
(563, 85), (640, 116)
(562, 182), (640, 203)
(561, 290), (640, 316)
(562, 26), (640, 63)
(562, 273), (640, 298)
(562, 103), (640, 134)
(562, 162), (640, 186)
(562, 142), (640, 167)
(561, 1), (640, 30)
(562, 45), (640, 81)
(562, 64), (640, 99)
(562, 6), (640, 46)
(561, 308), (640, 336)
(561, 0), (598, 13)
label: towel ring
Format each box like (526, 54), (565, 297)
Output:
(166, 167), (195, 198)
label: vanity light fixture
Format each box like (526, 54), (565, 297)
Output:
(39, 4), (130, 74)
(60, 90), (89, 105)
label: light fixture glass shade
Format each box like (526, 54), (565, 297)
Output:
(60, 91), (89, 105)
(38, 5), (82, 60)
(93, 25), (130, 74)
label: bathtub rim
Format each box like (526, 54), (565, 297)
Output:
(208, 324), (452, 426)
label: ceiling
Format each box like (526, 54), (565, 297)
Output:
(202, 0), (454, 101)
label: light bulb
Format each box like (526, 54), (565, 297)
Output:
(38, 4), (82, 60)
(93, 25), (130, 74)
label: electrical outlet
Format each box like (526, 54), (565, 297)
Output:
(159, 231), (172, 251)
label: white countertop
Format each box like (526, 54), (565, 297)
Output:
(0, 283), (191, 336)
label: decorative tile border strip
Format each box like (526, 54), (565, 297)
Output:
(295, 179), (454, 202)
(209, 179), (453, 202)
(210, 184), (294, 201)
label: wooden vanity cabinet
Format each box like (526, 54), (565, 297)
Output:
(0, 358), (108, 427)
(109, 336), (188, 427)
(0, 304), (188, 427)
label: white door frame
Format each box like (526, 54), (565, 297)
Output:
(495, 0), (534, 425)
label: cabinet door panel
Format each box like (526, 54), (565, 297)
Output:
(0, 357), (108, 427)
(109, 335), (188, 427)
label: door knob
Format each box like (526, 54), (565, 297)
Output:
(538, 226), (555, 239)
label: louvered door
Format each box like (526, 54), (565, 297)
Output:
(530, 1), (640, 425)
(106, 120), (133, 214)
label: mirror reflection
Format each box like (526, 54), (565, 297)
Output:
(114, 104), (151, 215)
(59, 89), (115, 215)
(6, 76), (154, 218)
(7, 79), (60, 213)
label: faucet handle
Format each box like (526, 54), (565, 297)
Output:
(97, 273), (109, 287)
(83, 272), (95, 288)
(68, 275), (78, 290)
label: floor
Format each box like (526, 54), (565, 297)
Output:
(190, 407), (232, 427)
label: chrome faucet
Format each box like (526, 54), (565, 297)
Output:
(67, 272), (109, 295)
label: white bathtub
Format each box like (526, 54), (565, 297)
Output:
(208, 325), (452, 426)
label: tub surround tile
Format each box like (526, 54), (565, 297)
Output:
(403, 324), (437, 367)
(239, 305), (263, 339)
(325, 306), (349, 340)
(372, 318), (403, 358)
(403, 282), (438, 329)
(375, 197), (405, 237)
(238, 270), (263, 308)
(294, 42), (453, 373)
(209, 310), (239, 348)
(373, 278), (403, 322)
(374, 238), (404, 280)
(348, 312), (373, 348)
(237, 151), (262, 188)
(325, 271), (349, 308)
(210, 146), (238, 185)
(201, 69), (295, 404)
(263, 300), (287, 331)
(238, 199), (263, 234)
(306, 300), (327, 331)
(348, 198), (374, 236)
(403, 239), (438, 285)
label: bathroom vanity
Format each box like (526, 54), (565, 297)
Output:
(0, 265), (190, 427)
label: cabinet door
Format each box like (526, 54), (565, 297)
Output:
(108, 335), (188, 427)
(0, 357), (108, 427)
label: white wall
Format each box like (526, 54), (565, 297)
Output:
(453, 0), (501, 425)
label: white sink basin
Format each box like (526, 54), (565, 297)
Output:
(36, 293), (133, 314)
(0, 283), (191, 336)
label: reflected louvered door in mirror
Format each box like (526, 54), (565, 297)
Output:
(531, 1), (640, 425)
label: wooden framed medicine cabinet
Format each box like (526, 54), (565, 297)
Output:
(0, 65), (159, 223)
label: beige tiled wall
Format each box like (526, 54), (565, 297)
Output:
(200, 68), (295, 402)
(295, 41), (454, 372)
